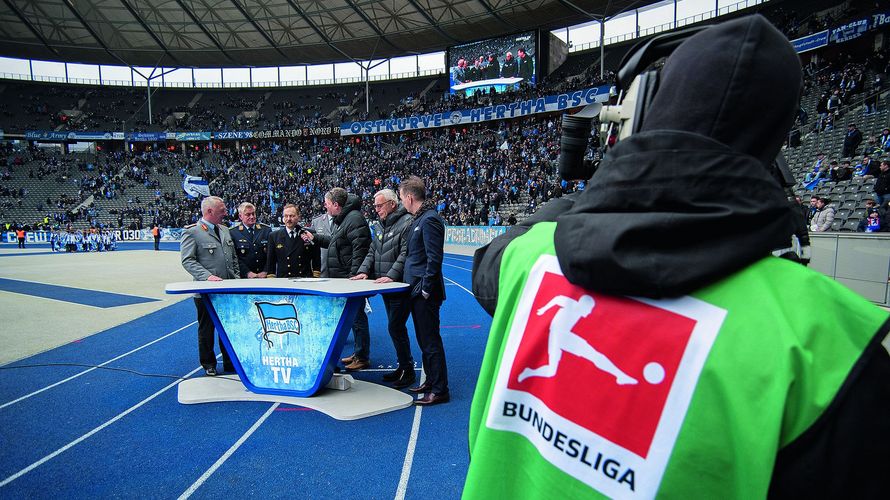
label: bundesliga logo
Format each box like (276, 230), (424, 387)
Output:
(486, 255), (725, 497)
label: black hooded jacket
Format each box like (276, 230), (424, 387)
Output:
(473, 14), (800, 309)
(315, 194), (371, 278)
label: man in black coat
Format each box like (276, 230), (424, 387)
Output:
(230, 202), (272, 278)
(303, 188), (372, 370)
(517, 47), (534, 81)
(264, 203), (313, 278)
(399, 176), (449, 406)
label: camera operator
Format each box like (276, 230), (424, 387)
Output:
(467, 15), (889, 498)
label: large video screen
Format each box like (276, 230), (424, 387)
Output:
(447, 30), (537, 96)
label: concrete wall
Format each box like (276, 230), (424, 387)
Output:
(809, 233), (890, 305)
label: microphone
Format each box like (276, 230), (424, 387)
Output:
(297, 225), (314, 246)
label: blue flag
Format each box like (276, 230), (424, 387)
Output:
(255, 301), (301, 348)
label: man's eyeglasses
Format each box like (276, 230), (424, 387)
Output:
(373, 201), (394, 208)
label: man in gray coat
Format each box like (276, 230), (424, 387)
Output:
(309, 211), (332, 277)
(351, 188), (415, 387)
(181, 195), (241, 376)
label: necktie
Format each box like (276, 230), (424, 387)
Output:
(213, 226), (220, 240)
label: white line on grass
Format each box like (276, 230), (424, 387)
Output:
(0, 321), (197, 411)
(0, 362), (207, 488)
(178, 402), (280, 500)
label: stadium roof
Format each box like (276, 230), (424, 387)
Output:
(0, 0), (654, 68)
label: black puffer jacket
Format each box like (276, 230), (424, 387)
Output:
(315, 194), (371, 278)
(358, 205), (412, 281)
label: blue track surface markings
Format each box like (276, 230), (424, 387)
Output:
(0, 254), (491, 497)
(0, 278), (158, 308)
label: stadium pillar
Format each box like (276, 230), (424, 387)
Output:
(146, 79), (152, 125)
(600, 19), (605, 79)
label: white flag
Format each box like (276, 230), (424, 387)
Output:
(182, 175), (210, 198)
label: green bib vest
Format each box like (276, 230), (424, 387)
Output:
(465, 222), (887, 499)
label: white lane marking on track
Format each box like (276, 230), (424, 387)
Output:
(0, 361), (209, 488)
(0, 321), (197, 410)
(444, 276), (473, 297)
(443, 256), (473, 263)
(443, 262), (472, 272)
(395, 405), (424, 500)
(178, 402), (280, 500)
(396, 270), (474, 498)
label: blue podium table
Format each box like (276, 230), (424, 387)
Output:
(165, 278), (408, 399)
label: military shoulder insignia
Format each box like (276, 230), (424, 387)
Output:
(184, 223), (197, 229)
(200, 223), (209, 231)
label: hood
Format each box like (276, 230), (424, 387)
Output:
(641, 15), (801, 168)
(336, 193), (362, 223)
(554, 15), (800, 298)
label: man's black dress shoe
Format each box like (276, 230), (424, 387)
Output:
(408, 382), (431, 393)
(415, 392), (450, 406)
(204, 366), (217, 377)
(391, 370), (416, 389)
(383, 366), (408, 382)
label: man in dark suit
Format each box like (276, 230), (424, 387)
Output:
(229, 202), (272, 278)
(180, 196), (241, 376)
(517, 47), (534, 82)
(399, 176), (449, 405)
(265, 203), (313, 278)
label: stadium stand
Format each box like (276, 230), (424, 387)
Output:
(3, 0), (890, 237)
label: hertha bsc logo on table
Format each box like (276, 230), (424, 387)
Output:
(255, 301), (302, 348)
(486, 255), (726, 498)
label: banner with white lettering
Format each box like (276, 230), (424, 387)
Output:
(445, 226), (507, 247)
(872, 11), (890, 29)
(213, 127), (337, 140)
(791, 30), (829, 53)
(830, 17), (869, 44)
(340, 85), (612, 136)
(3, 229), (184, 243)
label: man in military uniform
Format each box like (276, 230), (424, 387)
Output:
(181, 195), (241, 377)
(265, 203), (313, 278)
(310, 210), (332, 277)
(229, 202), (272, 278)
